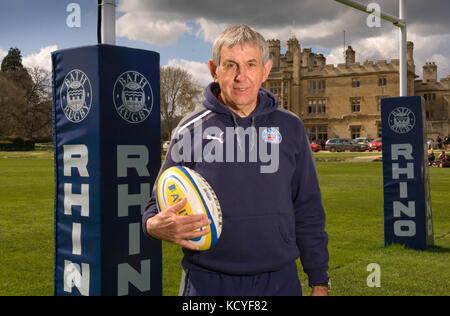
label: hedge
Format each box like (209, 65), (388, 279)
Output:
(0, 136), (35, 151)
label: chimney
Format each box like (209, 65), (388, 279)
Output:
(407, 41), (414, 65)
(286, 37), (299, 62)
(345, 46), (355, 65)
(293, 43), (301, 85)
(267, 39), (281, 69)
(423, 62), (437, 83)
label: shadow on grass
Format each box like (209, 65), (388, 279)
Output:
(427, 246), (450, 253)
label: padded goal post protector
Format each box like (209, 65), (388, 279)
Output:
(52, 45), (162, 296)
(381, 96), (434, 251)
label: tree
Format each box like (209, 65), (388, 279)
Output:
(160, 66), (203, 140)
(1, 47), (33, 93)
(1, 47), (24, 72)
(0, 66), (52, 139)
(0, 73), (26, 136)
(19, 67), (53, 139)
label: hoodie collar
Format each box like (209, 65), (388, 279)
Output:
(203, 82), (279, 118)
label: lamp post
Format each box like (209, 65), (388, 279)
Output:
(335, 0), (408, 96)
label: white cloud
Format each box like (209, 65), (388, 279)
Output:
(195, 18), (229, 43)
(116, 11), (191, 46)
(22, 45), (58, 72)
(322, 30), (450, 81)
(323, 31), (398, 66)
(408, 32), (450, 80)
(354, 32), (398, 62)
(115, 0), (449, 81)
(167, 58), (212, 88)
(0, 48), (7, 61)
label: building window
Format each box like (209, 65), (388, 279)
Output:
(308, 127), (316, 141)
(352, 78), (360, 88)
(318, 99), (326, 113)
(308, 79), (326, 91)
(351, 126), (361, 139)
(269, 81), (282, 96)
(319, 100), (324, 113)
(307, 125), (328, 142)
(308, 100), (316, 114)
(308, 99), (327, 114)
(424, 93), (436, 102)
(378, 77), (387, 86)
(376, 96), (389, 112)
(351, 98), (361, 112)
(318, 126), (328, 141)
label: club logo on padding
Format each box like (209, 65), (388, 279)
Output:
(61, 69), (92, 123)
(388, 107), (416, 134)
(113, 71), (153, 124)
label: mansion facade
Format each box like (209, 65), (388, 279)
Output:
(263, 38), (450, 141)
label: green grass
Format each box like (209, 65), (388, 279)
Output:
(313, 151), (382, 162)
(1, 151), (449, 296)
(0, 151), (54, 296)
(315, 161), (450, 296)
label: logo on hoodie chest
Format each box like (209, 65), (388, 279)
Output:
(262, 128), (282, 144)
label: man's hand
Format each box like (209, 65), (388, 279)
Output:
(310, 286), (329, 296)
(146, 198), (211, 251)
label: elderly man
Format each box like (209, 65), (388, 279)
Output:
(143, 24), (329, 296)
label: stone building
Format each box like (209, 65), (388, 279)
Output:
(415, 62), (450, 140)
(264, 38), (450, 141)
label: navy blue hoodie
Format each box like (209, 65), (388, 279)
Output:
(143, 83), (329, 285)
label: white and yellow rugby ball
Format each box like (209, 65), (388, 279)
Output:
(156, 166), (222, 251)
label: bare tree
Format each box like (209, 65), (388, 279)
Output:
(0, 66), (52, 139)
(160, 66), (203, 140)
(23, 66), (52, 139)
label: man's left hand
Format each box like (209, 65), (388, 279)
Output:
(310, 286), (329, 296)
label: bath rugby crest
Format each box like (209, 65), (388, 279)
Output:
(113, 71), (154, 123)
(388, 107), (416, 134)
(60, 69), (92, 123)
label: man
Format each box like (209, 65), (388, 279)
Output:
(142, 24), (329, 296)
(428, 149), (435, 166)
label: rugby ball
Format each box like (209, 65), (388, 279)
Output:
(156, 166), (222, 251)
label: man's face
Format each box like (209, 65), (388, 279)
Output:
(209, 43), (272, 113)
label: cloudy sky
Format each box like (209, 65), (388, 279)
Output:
(1, 0), (449, 87)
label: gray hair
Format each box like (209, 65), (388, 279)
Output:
(212, 24), (269, 66)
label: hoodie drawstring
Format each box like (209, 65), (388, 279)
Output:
(231, 113), (256, 152)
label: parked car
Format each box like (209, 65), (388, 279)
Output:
(310, 141), (321, 152)
(354, 137), (371, 145)
(350, 140), (369, 152)
(368, 138), (382, 151)
(325, 138), (353, 152)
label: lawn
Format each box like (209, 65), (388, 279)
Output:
(0, 150), (449, 296)
(0, 151), (54, 296)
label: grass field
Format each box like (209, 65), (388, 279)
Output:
(0, 150), (449, 296)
